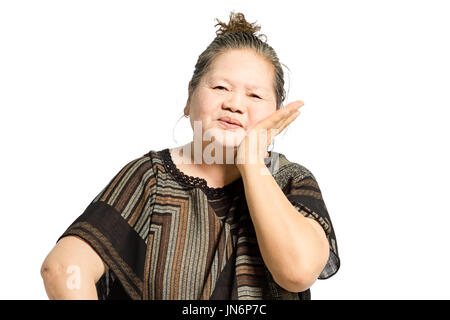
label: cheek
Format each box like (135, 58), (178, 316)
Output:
(248, 110), (273, 129)
(198, 108), (216, 126)
(190, 102), (215, 122)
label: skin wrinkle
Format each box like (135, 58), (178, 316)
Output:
(173, 48), (277, 188)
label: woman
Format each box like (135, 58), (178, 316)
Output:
(41, 11), (340, 300)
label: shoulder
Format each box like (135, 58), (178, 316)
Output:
(92, 149), (160, 206)
(272, 151), (317, 187)
(117, 149), (159, 178)
(119, 149), (162, 185)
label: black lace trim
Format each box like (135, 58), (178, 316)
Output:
(159, 148), (272, 199)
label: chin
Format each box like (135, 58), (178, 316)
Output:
(204, 127), (242, 144)
(210, 135), (242, 149)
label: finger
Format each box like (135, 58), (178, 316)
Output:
(254, 108), (294, 131)
(274, 107), (301, 130)
(264, 110), (301, 146)
(271, 105), (300, 125)
(266, 111), (300, 142)
(278, 110), (301, 133)
(288, 100), (305, 108)
(255, 101), (304, 130)
(283, 100), (304, 115)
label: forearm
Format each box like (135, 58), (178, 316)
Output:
(41, 263), (99, 300)
(239, 162), (329, 291)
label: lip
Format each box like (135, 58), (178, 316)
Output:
(218, 116), (243, 129)
(218, 120), (242, 130)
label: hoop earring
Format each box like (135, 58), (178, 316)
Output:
(172, 114), (189, 144)
(267, 140), (275, 152)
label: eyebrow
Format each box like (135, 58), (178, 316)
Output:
(211, 76), (267, 92)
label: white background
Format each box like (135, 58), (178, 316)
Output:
(1, 0), (449, 300)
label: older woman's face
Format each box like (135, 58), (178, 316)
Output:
(185, 48), (277, 148)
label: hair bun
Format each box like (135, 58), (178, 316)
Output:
(214, 11), (264, 39)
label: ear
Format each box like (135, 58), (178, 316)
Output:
(184, 96), (190, 116)
(184, 81), (191, 116)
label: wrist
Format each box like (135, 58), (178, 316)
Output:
(237, 160), (268, 176)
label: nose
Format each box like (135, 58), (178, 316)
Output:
(223, 93), (245, 114)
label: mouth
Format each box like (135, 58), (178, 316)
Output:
(217, 117), (243, 130)
(217, 119), (243, 130)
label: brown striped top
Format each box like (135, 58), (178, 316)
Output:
(57, 148), (340, 300)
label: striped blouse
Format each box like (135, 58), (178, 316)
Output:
(57, 148), (340, 300)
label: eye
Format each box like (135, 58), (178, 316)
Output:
(214, 86), (227, 90)
(251, 94), (261, 99)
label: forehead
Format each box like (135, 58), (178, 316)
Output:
(208, 74), (268, 91)
(205, 50), (274, 91)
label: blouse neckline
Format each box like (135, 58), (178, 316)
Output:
(159, 148), (273, 199)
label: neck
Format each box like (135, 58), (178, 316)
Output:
(170, 141), (246, 188)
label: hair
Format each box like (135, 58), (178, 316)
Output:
(187, 11), (288, 111)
